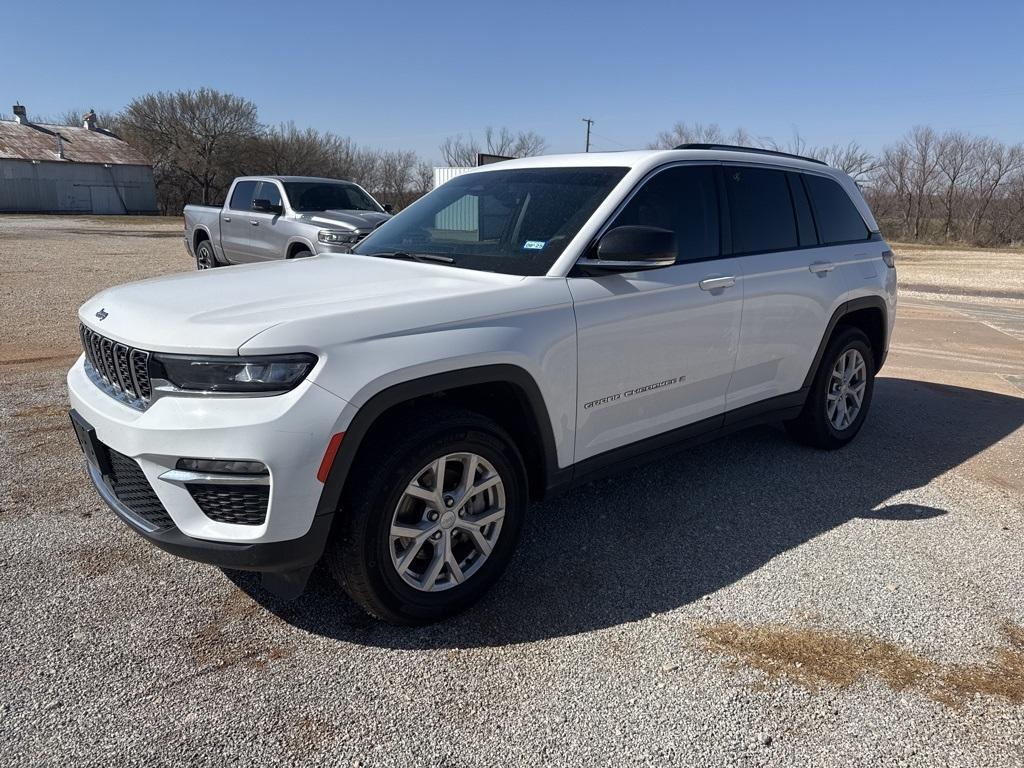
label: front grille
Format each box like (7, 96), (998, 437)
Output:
(106, 448), (175, 530)
(187, 484), (269, 526)
(80, 324), (152, 409)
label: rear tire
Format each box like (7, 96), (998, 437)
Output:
(785, 327), (875, 449)
(195, 239), (217, 270)
(327, 409), (527, 624)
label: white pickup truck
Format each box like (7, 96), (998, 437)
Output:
(183, 176), (392, 268)
(70, 145), (896, 624)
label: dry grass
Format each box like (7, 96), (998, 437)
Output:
(698, 621), (1024, 707)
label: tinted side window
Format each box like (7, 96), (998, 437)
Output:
(257, 181), (282, 207)
(803, 174), (870, 244)
(787, 172), (818, 247)
(724, 166), (798, 254)
(611, 165), (719, 263)
(229, 180), (258, 211)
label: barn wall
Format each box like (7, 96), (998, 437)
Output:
(0, 159), (157, 214)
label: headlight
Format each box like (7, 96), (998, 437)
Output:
(318, 229), (360, 245)
(149, 353), (318, 393)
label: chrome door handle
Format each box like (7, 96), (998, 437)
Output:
(809, 261), (836, 274)
(249, 219), (259, 226)
(222, 216), (231, 222)
(699, 275), (736, 291)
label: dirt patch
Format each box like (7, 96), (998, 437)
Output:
(190, 589), (294, 671)
(698, 621), (1024, 707)
(14, 404), (69, 419)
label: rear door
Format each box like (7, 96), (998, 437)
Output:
(569, 163), (745, 461)
(221, 180), (259, 263)
(724, 166), (858, 411)
(247, 180), (290, 261)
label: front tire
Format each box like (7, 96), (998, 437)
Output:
(327, 409), (527, 624)
(786, 327), (875, 449)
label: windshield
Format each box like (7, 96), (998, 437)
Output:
(283, 181), (383, 213)
(351, 167), (628, 276)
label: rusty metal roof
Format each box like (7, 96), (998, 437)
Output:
(0, 120), (150, 165)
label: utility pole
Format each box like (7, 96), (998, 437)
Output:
(582, 118), (594, 152)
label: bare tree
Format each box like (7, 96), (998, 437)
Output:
(440, 126), (547, 166)
(935, 132), (976, 240)
(967, 138), (1024, 242)
(649, 121), (725, 149)
(119, 88), (261, 206)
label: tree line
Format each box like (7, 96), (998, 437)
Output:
(34, 89), (548, 216)
(27, 93), (1024, 245)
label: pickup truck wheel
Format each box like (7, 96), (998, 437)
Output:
(195, 240), (217, 270)
(327, 409), (527, 624)
(290, 249), (313, 259)
(785, 327), (875, 449)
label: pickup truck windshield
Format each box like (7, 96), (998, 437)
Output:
(351, 167), (628, 276)
(283, 182), (383, 213)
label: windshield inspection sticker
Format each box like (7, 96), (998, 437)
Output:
(523, 240), (546, 250)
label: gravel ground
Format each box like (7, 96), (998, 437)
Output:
(1, 216), (1023, 767)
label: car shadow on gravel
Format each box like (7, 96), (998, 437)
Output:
(228, 378), (1024, 649)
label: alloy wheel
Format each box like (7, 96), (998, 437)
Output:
(827, 348), (867, 430)
(389, 452), (506, 592)
(196, 244), (214, 270)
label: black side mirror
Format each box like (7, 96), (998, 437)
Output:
(383, 203), (394, 214)
(252, 198), (283, 215)
(582, 225), (677, 271)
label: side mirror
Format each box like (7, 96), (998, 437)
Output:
(252, 198), (283, 215)
(383, 203), (395, 214)
(582, 225), (677, 271)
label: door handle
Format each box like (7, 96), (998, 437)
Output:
(699, 275), (736, 291)
(249, 219), (259, 226)
(222, 216), (231, 222)
(809, 261), (836, 274)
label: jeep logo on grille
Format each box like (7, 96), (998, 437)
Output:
(95, 308), (108, 321)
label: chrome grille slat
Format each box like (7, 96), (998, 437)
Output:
(88, 330), (106, 383)
(113, 343), (135, 397)
(131, 350), (151, 399)
(79, 324), (153, 410)
(100, 338), (118, 390)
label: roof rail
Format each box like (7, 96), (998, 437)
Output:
(674, 143), (828, 166)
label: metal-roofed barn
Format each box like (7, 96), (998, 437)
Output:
(0, 104), (157, 214)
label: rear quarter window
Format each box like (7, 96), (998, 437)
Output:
(803, 174), (871, 244)
(724, 166), (798, 254)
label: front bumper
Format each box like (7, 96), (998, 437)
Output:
(68, 354), (349, 546)
(86, 461), (333, 574)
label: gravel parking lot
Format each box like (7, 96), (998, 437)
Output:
(1, 216), (1022, 767)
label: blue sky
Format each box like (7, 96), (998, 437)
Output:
(4, 0), (1023, 160)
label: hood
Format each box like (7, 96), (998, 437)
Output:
(296, 209), (391, 231)
(78, 254), (529, 355)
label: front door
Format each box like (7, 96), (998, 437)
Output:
(569, 164), (744, 462)
(248, 180), (290, 261)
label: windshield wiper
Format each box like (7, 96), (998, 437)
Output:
(370, 251), (455, 265)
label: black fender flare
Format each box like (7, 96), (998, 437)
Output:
(314, 364), (563, 517)
(802, 295), (889, 389)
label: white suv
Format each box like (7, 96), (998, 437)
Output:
(68, 145), (896, 623)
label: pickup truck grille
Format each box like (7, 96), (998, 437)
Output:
(79, 324), (152, 409)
